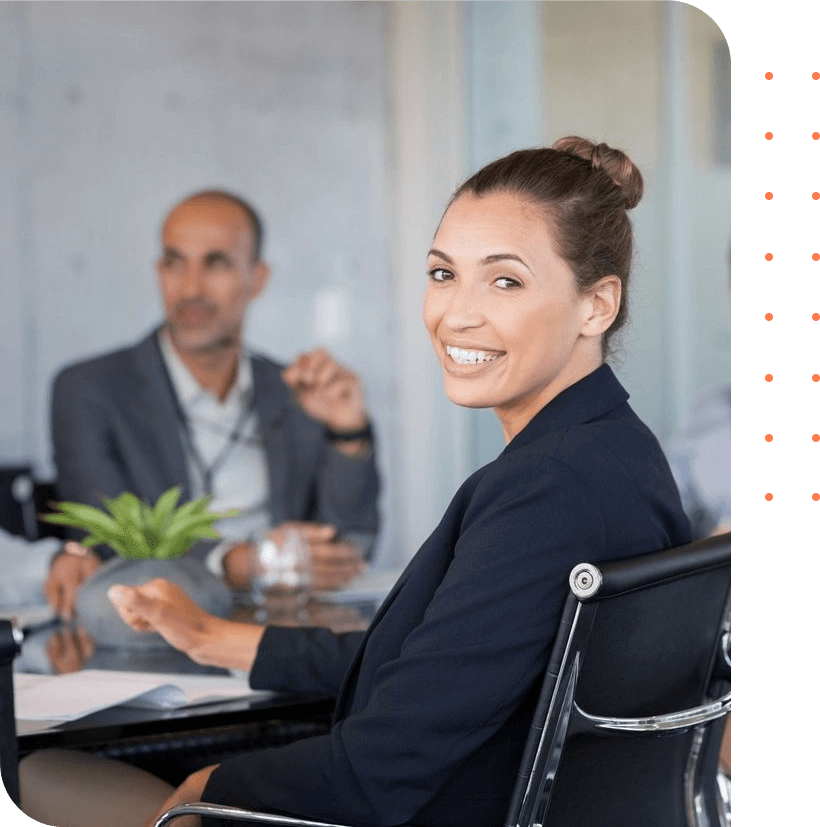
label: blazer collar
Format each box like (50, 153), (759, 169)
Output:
(126, 328), (192, 498)
(503, 364), (629, 455)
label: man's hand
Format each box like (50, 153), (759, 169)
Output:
(45, 625), (95, 673)
(222, 522), (366, 591)
(309, 537), (366, 591)
(43, 542), (103, 621)
(142, 764), (219, 827)
(108, 578), (264, 671)
(282, 348), (371, 450)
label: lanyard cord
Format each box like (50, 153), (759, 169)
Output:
(156, 341), (257, 497)
(178, 396), (256, 497)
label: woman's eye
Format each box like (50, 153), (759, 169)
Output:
(428, 267), (453, 282)
(494, 276), (521, 289)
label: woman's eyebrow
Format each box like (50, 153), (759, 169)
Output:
(482, 253), (533, 273)
(427, 249), (533, 275)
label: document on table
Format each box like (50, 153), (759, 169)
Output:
(14, 669), (274, 722)
(314, 567), (403, 604)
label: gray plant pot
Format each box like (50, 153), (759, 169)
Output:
(76, 556), (233, 650)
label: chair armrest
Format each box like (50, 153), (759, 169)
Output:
(573, 690), (731, 735)
(154, 803), (360, 827)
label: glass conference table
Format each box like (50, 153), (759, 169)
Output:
(14, 593), (379, 782)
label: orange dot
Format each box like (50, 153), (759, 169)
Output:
(765, 131), (773, 140)
(766, 72), (774, 80)
(765, 313), (774, 321)
(814, 133), (820, 140)
(814, 192), (820, 200)
(814, 253), (820, 261)
(814, 374), (820, 382)
(814, 72), (820, 80)
(765, 493), (773, 501)
(765, 253), (773, 261)
(813, 434), (820, 442)
(765, 192), (774, 200)
(814, 313), (820, 321)
(765, 433), (773, 442)
(765, 374), (774, 382)
(814, 494), (820, 501)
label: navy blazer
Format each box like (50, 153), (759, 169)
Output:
(50, 329), (380, 558)
(203, 365), (691, 827)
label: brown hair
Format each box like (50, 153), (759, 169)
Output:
(450, 136), (643, 353)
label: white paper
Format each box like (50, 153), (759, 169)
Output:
(314, 567), (402, 604)
(14, 669), (273, 721)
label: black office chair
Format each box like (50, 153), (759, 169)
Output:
(153, 533), (731, 827)
(0, 619), (23, 808)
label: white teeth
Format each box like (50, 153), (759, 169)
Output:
(446, 345), (500, 365)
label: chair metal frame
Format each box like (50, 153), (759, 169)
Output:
(506, 546), (730, 827)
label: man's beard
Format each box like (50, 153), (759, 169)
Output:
(167, 311), (240, 355)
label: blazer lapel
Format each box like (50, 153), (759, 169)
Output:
(131, 330), (192, 500)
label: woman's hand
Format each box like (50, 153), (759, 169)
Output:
(142, 764), (219, 827)
(107, 578), (264, 670)
(107, 578), (214, 657)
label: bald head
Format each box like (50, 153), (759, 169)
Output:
(164, 190), (264, 262)
(157, 191), (270, 357)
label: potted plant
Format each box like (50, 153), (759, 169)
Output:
(41, 487), (240, 649)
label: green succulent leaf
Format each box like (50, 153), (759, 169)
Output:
(151, 486), (182, 533)
(40, 486), (240, 561)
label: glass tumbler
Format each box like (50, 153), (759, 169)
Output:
(250, 527), (312, 613)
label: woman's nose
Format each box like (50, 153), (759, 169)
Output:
(441, 284), (485, 330)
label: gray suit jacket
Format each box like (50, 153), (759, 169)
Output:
(50, 329), (380, 560)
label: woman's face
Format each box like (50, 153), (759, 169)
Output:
(424, 191), (612, 442)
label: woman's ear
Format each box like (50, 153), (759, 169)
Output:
(580, 275), (621, 338)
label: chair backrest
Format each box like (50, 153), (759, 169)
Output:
(505, 533), (731, 827)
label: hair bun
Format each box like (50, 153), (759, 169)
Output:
(551, 136), (643, 210)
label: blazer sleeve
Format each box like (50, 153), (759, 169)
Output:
(202, 452), (606, 826)
(314, 442), (380, 560)
(249, 626), (366, 695)
(50, 368), (131, 559)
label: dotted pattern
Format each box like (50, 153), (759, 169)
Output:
(761, 68), (820, 507)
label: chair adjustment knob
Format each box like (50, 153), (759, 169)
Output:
(570, 564), (602, 599)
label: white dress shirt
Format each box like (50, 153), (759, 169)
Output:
(158, 331), (271, 573)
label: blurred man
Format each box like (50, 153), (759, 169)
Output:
(47, 191), (379, 617)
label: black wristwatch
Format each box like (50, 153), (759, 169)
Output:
(324, 422), (374, 443)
